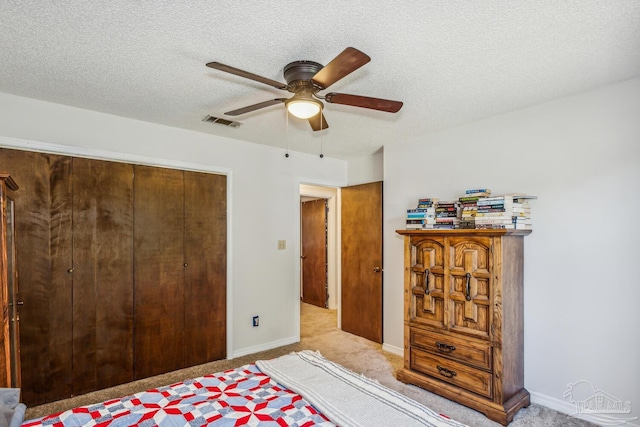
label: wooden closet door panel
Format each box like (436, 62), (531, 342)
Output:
(183, 171), (226, 365)
(134, 166), (185, 379)
(72, 158), (134, 394)
(0, 148), (73, 405)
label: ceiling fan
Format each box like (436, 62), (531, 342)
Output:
(206, 47), (403, 131)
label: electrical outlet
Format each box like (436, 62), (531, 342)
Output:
(252, 316), (259, 327)
(277, 240), (286, 250)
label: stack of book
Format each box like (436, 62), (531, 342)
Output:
(458, 188), (492, 229)
(510, 194), (534, 230)
(405, 198), (438, 229)
(434, 200), (459, 229)
(475, 194), (534, 230)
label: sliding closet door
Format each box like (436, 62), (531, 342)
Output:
(134, 166), (185, 378)
(184, 171), (227, 365)
(72, 158), (134, 394)
(0, 148), (73, 405)
(0, 148), (228, 403)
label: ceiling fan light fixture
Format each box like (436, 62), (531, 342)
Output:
(285, 97), (323, 119)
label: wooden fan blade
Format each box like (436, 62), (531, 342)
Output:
(206, 62), (288, 90)
(225, 98), (287, 116)
(311, 47), (371, 89)
(325, 93), (403, 113)
(308, 113), (329, 131)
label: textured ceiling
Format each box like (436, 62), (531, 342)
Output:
(1, 1), (639, 160)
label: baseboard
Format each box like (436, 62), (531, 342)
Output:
(382, 343), (404, 357)
(231, 336), (299, 359)
(530, 391), (639, 427)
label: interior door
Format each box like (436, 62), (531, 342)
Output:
(301, 199), (328, 308)
(341, 182), (383, 343)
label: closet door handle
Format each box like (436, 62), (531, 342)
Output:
(465, 272), (471, 301)
(424, 269), (430, 295)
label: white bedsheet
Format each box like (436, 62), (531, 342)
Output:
(256, 350), (467, 427)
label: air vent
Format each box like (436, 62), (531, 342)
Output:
(202, 115), (241, 128)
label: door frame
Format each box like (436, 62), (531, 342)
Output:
(297, 183), (341, 333)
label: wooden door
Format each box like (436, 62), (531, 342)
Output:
(0, 149), (73, 405)
(134, 166), (185, 379)
(301, 199), (328, 308)
(184, 171), (227, 365)
(341, 182), (383, 343)
(72, 158), (134, 394)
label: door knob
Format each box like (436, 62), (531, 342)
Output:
(373, 266), (382, 273)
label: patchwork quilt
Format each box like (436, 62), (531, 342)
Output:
(22, 351), (467, 427)
(22, 364), (335, 427)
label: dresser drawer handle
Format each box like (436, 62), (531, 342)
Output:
(465, 272), (472, 301)
(437, 365), (457, 378)
(424, 268), (430, 295)
(436, 342), (456, 353)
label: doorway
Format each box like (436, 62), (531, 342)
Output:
(299, 185), (338, 312)
(299, 181), (383, 344)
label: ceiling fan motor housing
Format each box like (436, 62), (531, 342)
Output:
(283, 61), (324, 87)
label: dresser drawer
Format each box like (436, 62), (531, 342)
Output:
(410, 348), (492, 398)
(410, 328), (491, 370)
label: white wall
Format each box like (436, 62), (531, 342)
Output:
(0, 92), (349, 359)
(384, 78), (640, 425)
(347, 150), (384, 185)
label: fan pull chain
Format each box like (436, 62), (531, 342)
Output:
(285, 109), (290, 158)
(319, 114), (324, 158)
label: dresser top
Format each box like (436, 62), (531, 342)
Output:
(396, 229), (532, 236)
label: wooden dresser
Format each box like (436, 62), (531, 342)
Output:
(396, 229), (531, 425)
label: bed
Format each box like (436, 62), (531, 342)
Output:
(21, 350), (466, 427)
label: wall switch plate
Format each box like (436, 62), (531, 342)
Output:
(277, 240), (286, 250)
(252, 316), (259, 327)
